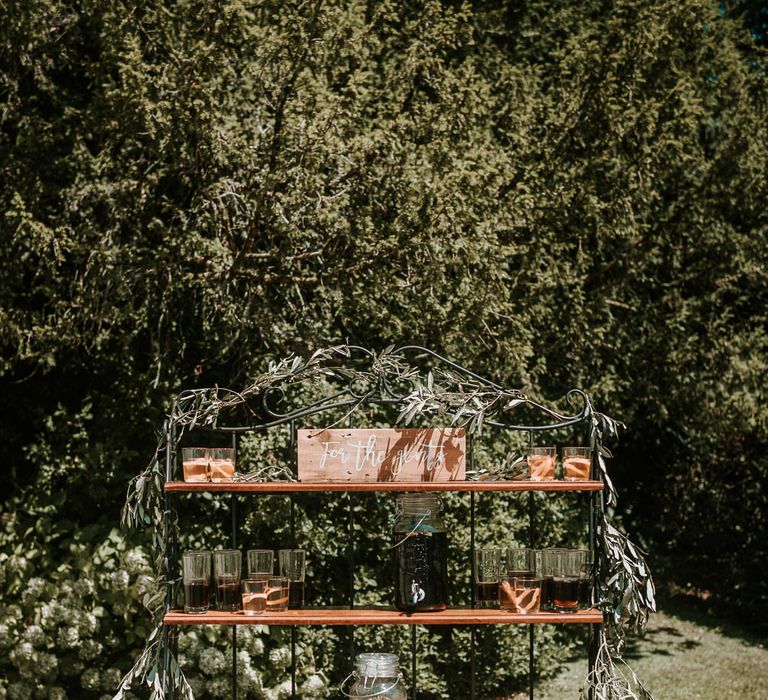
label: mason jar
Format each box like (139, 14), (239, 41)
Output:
(343, 653), (407, 700)
(391, 493), (448, 612)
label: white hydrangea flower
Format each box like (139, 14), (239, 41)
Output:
(76, 612), (98, 637)
(78, 639), (103, 660)
(123, 549), (150, 575)
(300, 674), (326, 697)
(23, 625), (45, 648)
(0, 624), (13, 650)
(268, 647), (291, 670)
(27, 578), (46, 598)
(205, 677), (230, 699)
(21, 587), (43, 607)
(272, 679), (293, 700)
(101, 667), (122, 690)
(37, 652), (58, 678)
(7, 681), (33, 700)
(56, 626), (79, 649)
(186, 676), (206, 696)
(11, 641), (34, 665)
(247, 636), (265, 656)
(110, 570), (130, 591)
(6, 556), (27, 575)
(73, 578), (95, 597)
(237, 664), (262, 694)
(80, 668), (100, 691)
(46, 687), (66, 700)
(199, 647), (226, 676)
(40, 602), (66, 629)
(59, 582), (74, 598)
(4, 605), (22, 623)
(177, 631), (198, 653)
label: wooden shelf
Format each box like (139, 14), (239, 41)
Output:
(164, 480), (603, 493)
(164, 607), (603, 626)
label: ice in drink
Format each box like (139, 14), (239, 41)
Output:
(209, 459), (235, 482)
(499, 579), (515, 610)
(513, 580), (541, 614)
(528, 452), (555, 480)
(563, 456), (590, 480)
(266, 578), (290, 612)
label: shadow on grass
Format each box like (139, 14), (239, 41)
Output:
(655, 588), (768, 646)
(621, 618), (701, 661)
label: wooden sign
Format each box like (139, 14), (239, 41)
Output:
(297, 428), (466, 483)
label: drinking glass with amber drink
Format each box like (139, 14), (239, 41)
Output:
(513, 577), (542, 613)
(182, 448), (209, 483)
(551, 549), (587, 613)
(528, 447), (556, 481)
(266, 576), (290, 612)
(214, 549), (241, 611)
(242, 579), (267, 616)
(182, 550), (211, 614)
(209, 447), (235, 482)
(562, 447), (591, 481)
(278, 549), (306, 609)
(473, 549), (502, 608)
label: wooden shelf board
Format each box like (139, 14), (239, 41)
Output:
(164, 607), (603, 626)
(164, 480), (603, 493)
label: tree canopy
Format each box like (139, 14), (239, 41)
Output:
(1, 0), (766, 697)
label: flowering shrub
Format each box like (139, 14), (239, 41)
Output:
(0, 511), (327, 699)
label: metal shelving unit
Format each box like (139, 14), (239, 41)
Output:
(159, 347), (606, 700)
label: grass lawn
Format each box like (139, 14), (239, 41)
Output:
(536, 600), (768, 699)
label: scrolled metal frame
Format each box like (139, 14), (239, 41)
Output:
(161, 345), (604, 700)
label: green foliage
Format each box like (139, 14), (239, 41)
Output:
(1, 0), (766, 697)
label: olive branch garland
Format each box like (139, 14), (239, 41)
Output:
(116, 345), (656, 699)
(582, 401), (657, 700)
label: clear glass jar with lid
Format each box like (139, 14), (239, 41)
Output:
(342, 652), (407, 700)
(391, 493), (448, 612)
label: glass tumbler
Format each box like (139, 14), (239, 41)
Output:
(473, 549), (502, 608)
(551, 549), (587, 613)
(562, 447), (592, 481)
(578, 549), (594, 610)
(538, 548), (568, 612)
(181, 447), (208, 483)
(512, 577), (542, 614)
(528, 447), (556, 481)
(182, 550), (211, 614)
(214, 549), (242, 611)
(278, 549), (306, 609)
(266, 576), (290, 612)
(209, 447), (236, 482)
(242, 579), (267, 616)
